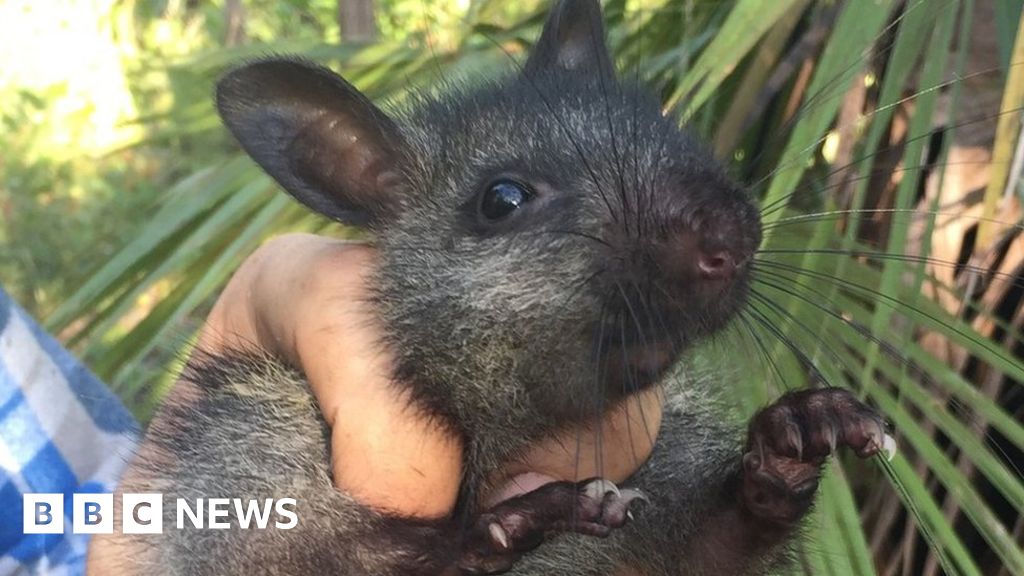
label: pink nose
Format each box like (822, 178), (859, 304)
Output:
(697, 250), (736, 281)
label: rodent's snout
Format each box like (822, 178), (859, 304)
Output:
(694, 218), (757, 282)
(656, 207), (758, 291)
(695, 235), (742, 282)
(696, 249), (736, 282)
(589, 190), (761, 394)
(591, 202), (759, 395)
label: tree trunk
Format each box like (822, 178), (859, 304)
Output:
(224, 0), (246, 46)
(338, 0), (377, 42)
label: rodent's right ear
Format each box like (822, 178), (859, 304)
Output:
(216, 59), (407, 225)
(523, 0), (614, 80)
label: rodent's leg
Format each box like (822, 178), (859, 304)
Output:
(635, 388), (892, 575)
(94, 351), (650, 576)
(458, 479), (647, 574)
(502, 389), (892, 576)
(741, 388), (894, 525)
(499, 400), (742, 576)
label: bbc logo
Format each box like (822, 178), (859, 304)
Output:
(23, 493), (163, 534)
(23, 493), (298, 533)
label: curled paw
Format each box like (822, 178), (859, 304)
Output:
(458, 478), (648, 574)
(741, 388), (894, 525)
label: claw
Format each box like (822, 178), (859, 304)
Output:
(599, 487), (650, 526)
(582, 478), (620, 500)
(461, 479), (641, 572)
(785, 422), (803, 459)
(825, 425), (838, 454)
(618, 488), (650, 506)
(487, 522), (510, 551)
(881, 433), (897, 462)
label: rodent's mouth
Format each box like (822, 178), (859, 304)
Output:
(589, 271), (752, 393)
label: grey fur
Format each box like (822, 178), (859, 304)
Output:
(100, 0), (808, 574)
(114, 352), (783, 575)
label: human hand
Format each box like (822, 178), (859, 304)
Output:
(198, 233), (463, 519)
(199, 233), (663, 519)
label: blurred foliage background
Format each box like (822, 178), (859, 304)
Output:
(0, 0), (473, 316)
(1, 0), (1024, 574)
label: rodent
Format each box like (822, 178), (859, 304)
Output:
(91, 0), (894, 574)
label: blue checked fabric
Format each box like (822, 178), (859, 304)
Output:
(0, 288), (138, 575)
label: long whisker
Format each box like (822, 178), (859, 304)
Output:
(757, 157), (1019, 229)
(744, 300), (831, 387)
(752, 259), (1024, 393)
(756, 248), (1024, 291)
(755, 56), (1021, 191)
(747, 290), (850, 375)
(750, 268), (1024, 482)
(761, 206), (1023, 232)
(578, 297), (613, 517)
(757, 105), (1024, 217)
(745, 282), (1024, 553)
(734, 311), (788, 391)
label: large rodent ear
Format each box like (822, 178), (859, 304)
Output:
(216, 59), (406, 225)
(523, 0), (614, 79)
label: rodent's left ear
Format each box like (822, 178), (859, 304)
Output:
(523, 0), (614, 80)
(216, 59), (407, 225)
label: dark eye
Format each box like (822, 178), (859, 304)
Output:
(480, 180), (533, 221)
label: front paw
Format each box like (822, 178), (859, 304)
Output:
(457, 479), (647, 574)
(741, 388), (895, 525)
